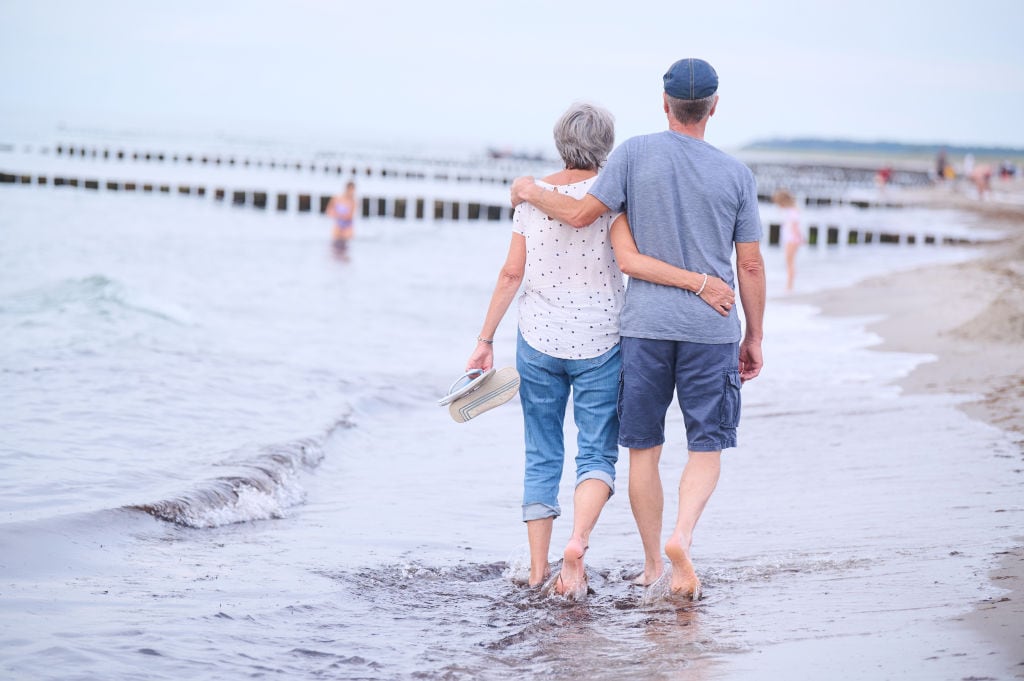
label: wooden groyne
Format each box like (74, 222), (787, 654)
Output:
(42, 142), (532, 188)
(14, 143), (933, 209)
(0, 142), (991, 244)
(762, 219), (978, 247)
(0, 170), (516, 222)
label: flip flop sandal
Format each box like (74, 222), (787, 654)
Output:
(437, 368), (495, 406)
(448, 367), (520, 423)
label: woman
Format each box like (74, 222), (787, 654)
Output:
(465, 102), (623, 598)
(326, 181), (356, 251)
(773, 189), (803, 292)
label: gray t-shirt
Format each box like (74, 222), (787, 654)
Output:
(590, 131), (762, 344)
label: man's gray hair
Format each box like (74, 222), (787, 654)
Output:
(666, 93), (716, 126)
(553, 102), (615, 171)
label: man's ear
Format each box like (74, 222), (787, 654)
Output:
(708, 94), (719, 118)
(663, 92), (670, 114)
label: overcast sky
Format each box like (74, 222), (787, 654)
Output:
(2, 0), (1022, 154)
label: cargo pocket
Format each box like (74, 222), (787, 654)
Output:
(719, 370), (742, 428)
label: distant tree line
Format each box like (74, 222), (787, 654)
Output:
(744, 138), (1024, 158)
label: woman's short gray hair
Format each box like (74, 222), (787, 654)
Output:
(666, 93), (716, 126)
(553, 102), (615, 171)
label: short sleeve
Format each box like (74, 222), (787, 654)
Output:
(589, 143), (629, 213)
(512, 203), (526, 236)
(733, 167), (763, 243)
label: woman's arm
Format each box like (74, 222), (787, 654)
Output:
(465, 233), (527, 371)
(610, 214), (735, 317)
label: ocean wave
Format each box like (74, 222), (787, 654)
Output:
(131, 418), (352, 528)
(0, 274), (192, 325)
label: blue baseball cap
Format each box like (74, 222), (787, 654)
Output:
(663, 58), (718, 100)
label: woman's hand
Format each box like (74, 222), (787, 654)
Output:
(465, 343), (494, 372)
(699, 275), (736, 317)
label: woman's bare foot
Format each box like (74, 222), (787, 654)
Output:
(555, 537), (588, 597)
(664, 539), (701, 600)
(630, 560), (664, 587)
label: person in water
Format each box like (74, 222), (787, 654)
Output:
(468, 101), (730, 599)
(465, 102), (623, 598)
(512, 58), (765, 600)
(326, 182), (356, 250)
(772, 189), (803, 292)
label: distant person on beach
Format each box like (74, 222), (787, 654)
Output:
(963, 153), (975, 178)
(464, 102), (625, 599)
(512, 58), (766, 601)
(935, 149), (948, 182)
(326, 181), (356, 251)
(773, 189), (803, 292)
(875, 165), (892, 192)
(970, 163), (993, 200)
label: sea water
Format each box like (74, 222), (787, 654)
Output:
(1, 142), (1020, 680)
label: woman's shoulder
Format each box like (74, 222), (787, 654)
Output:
(537, 175), (596, 194)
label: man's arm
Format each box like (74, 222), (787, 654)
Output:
(610, 215), (735, 317)
(735, 240), (766, 382)
(510, 176), (608, 228)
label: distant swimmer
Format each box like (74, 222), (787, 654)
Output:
(326, 181), (356, 251)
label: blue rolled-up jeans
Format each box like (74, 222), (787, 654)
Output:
(516, 330), (620, 522)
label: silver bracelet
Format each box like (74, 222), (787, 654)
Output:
(695, 273), (708, 297)
(477, 337), (494, 345)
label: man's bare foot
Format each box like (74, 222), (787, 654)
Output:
(629, 556), (665, 587)
(664, 539), (701, 600)
(528, 567), (550, 588)
(630, 564), (664, 587)
(554, 537), (588, 598)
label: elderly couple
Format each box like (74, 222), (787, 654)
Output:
(465, 58), (765, 601)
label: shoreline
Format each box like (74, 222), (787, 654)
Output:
(795, 185), (1024, 674)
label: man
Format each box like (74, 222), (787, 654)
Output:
(510, 58), (765, 600)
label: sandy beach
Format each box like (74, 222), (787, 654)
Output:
(799, 182), (1024, 676)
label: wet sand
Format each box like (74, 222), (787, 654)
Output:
(799, 182), (1024, 676)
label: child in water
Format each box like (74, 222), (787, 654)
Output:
(327, 181), (356, 251)
(773, 189), (803, 292)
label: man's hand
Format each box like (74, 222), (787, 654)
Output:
(510, 176), (536, 207)
(738, 338), (762, 382)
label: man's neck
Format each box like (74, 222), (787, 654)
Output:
(667, 119), (707, 141)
